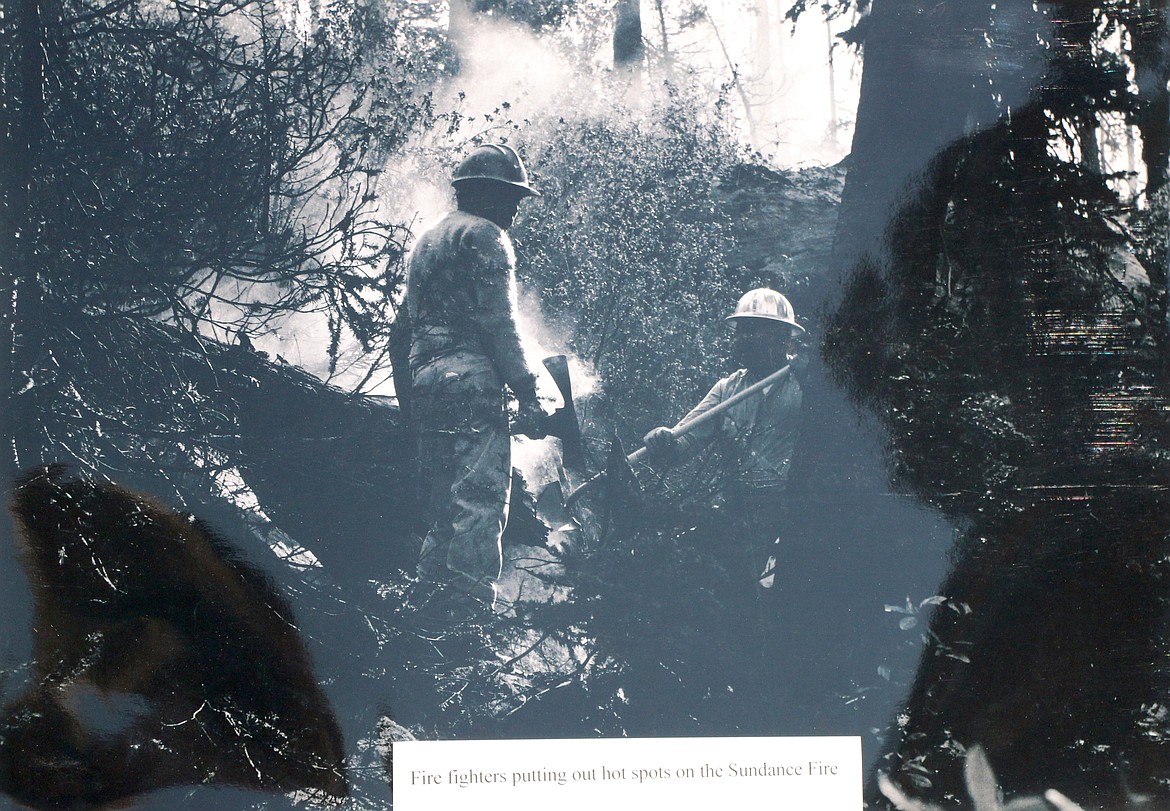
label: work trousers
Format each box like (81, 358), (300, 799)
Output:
(723, 483), (789, 732)
(412, 364), (511, 601)
(723, 483), (787, 591)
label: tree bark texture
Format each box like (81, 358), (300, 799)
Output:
(834, 0), (1047, 273)
(613, 0), (643, 68)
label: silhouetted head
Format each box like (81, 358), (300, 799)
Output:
(455, 179), (531, 230)
(725, 288), (803, 378)
(452, 143), (538, 230)
(732, 318), (797, 378)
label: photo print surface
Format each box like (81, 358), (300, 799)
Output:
(1, 0), (1166, 808)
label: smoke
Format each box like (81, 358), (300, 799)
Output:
(448, 16), (586, 121)
(517, 290), (599, 402)
(362, 14), (619, 483)
(513, 287), (600, 488)
(376, 11), (645, 240)
(234, 0), (853, 420)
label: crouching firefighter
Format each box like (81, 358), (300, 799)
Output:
(642, 288), (805, 593)
(400, 143), (546, 620)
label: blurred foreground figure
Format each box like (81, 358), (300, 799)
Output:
(643, 288), (805, 591)
(402, 143), (546, 620)
(0, 466), (345, 809)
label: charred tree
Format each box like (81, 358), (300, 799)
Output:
(792, 0), (1042, 516)
(0, 0), (48, 487)
(833, 0), (1042, 277)
(613, 0), (644, 68)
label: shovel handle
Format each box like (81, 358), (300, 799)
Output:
(653, 363), (791, 452)
(566, 363), (791, 505)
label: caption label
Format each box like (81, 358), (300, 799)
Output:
(393, 735), (861, 810)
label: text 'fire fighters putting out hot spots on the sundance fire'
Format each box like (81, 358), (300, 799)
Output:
(394, 737), (861, 809)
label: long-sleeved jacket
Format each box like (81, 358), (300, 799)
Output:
(672, 368), (802, 489)
(404, 210), (537, 402)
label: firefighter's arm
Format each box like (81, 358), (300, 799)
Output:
(464, 226), (547, 438)
(465, 228), (540, 401)
(643, 379), (728, 462)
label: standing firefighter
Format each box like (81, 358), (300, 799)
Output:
(643, 288), (805, 591)
(402, 143), (546, 619)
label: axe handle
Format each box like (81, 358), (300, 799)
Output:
(567, 363), (791, 504)
(638, 362), (792, 460)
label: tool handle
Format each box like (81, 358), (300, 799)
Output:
(653, 363), (791, 454)
(566, 363), (791, 505)
(626, 445), (650, 465)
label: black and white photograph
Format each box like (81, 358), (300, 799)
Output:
(2, 0), (1169, 808)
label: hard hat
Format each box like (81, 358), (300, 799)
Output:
(725, 288), (805, 334)
(451, 143), (539, 197)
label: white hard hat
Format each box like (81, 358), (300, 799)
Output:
(725, 288), (805, 334)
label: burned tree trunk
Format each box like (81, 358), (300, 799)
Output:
(833, 0), (1039, 272)
(613, 0), (644, 68)
(1, 0), (49, 488)
(1130, 5), (1170, 194)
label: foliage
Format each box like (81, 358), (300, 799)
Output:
(515, 84), (748, 443)
(503, 497), (783, 738)
(1, 0), (437, 360)
(0, 0), (457, 499)
(783, 0), (860, 26)
(467, 0), (580, 32)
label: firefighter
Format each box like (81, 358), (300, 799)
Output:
(402, 143), (546, 619)
(642, 288), (805, 590)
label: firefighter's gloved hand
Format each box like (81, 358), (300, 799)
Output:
(642, 427), (678, 460)
(513, 397), (548, 439)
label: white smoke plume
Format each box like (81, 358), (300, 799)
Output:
(233, 0), (856, 421)
(513, 288), (600, 489)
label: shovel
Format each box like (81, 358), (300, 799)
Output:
(564, 362), (792, 507)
